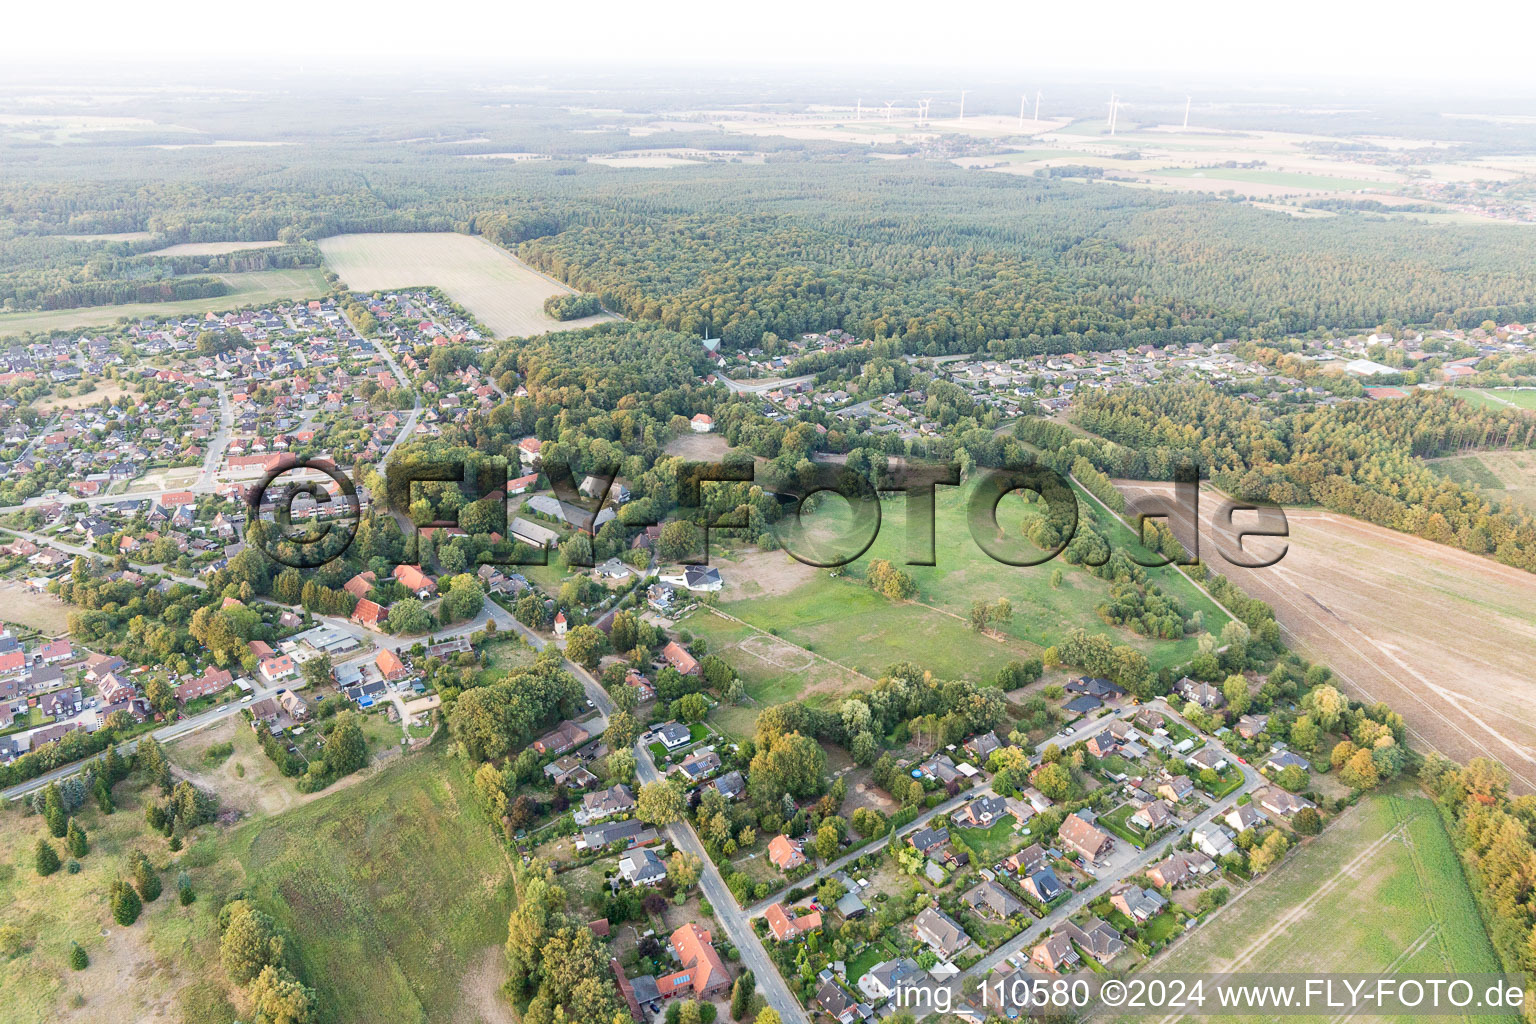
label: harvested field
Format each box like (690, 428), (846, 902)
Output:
(33, 381), (135, 412)
(317, 232), (617, 338)
(1115, 479), (1536, 793)
(143, 240), (283, 256)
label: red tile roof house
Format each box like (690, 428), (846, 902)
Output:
(259, 656), (297, 684)
(177, 666), (232, 704)
(661, 641), (700, 676)
(768, 834), (807, 871)
(393, 564), (437, 598)
(351, 598), (387, 630)
(37, 639), (74, 664)
(343, 571), (376, 601)
(533, 720), (591, 756)
(657, 923), (730, 999)
(0, 651), (24, 677)
(765, 903), (822, 941)
(376, 649), (408, 681)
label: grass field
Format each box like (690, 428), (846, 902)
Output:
(706, 481), (1228, 698)
(1450, 388), (1536, 411)
(1141, 787), (1509, 1024)
(1427, 449), (1536, 511)
(33, 380), (136, 412)
(1151, 167), (1385, 191)
(318, 232), (617, 338)
(0, 268), (329, 338)
(0, 581), (72, 634)
(224, 750), (512, 1024)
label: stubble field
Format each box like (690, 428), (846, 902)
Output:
(1116, 479), (1536, 794)
(317, 232), (617, 338)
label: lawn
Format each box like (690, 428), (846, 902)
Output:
(0, 268), (329, 338)
(1426, 447), (1536, 512)
(845, 940), (900, 983)
(953, 817), (1026, 863)
(1138, 785), (1510, 1024)
(1098, 802), (1155, 849)
(1450, 388), (1536, 411)
(225, 750), (513, 1024)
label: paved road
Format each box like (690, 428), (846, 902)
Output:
(195, 382), (233, 489)
(636, 741), (809, 1024)
(368, 336), (422, 477)
(3, 681), (292, 801)
(743, 784), (986, 918)
(954, 700), (1262, 986)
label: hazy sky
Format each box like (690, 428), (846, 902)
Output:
(8, 0), (1527, 89)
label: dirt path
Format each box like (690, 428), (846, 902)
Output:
(453, 947), (517, 1024)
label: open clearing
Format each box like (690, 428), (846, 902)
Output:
(702, 479), (1228, 694)
(1138, 787), (1509, 1024)
(224, 750), (512, 1024)
(0, 268), (329, 338)
(33, 381), (136, 412)
(0, 581), (72, 634)
(317, 232), (617, 338)
(143, 240), (283, 256)
(1427, 449), (1536, 511)
(1115, 479), (1536, 794)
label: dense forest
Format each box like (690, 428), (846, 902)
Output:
(6, 136), (1536, 336)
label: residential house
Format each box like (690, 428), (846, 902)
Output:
(661, 641), (700, 676)
(907, 826), (950, 858)
(1058, 812), (1115, 864)
(912, 906), (969, 960)
(963, 730), (1003, 762)
(534, 720), (591, 756)
(392, 563), (437, 598)
(955, 794), (1009, 829)
(1109, 884), (1168, 922)
(651, 721), (692, 750)
(1236, 714), (1269, 739)
(618, 848), (669, 887)
(578, 818), (659, 852)
(1147, 850), (1214, 889)
(1023, 866), (1063, 903)
(1004, 843), (1048, 878)
(376, 649), (408, 681)
(1175, 677), (1225, 709)
(1226, 804), (1265, 832)
(656, 923), (729, 999)
(1130, 799), (1173, 831)
(1192, 822), (1236, 859)
(962, 880), (1024, 921)
(765, 903), (822, 941)
(578, 784), (636, 825)
(768, 834), (807, 871)
(1256, 787), (1316, 819)
(351, 597), (387, 630)
(1031, 933), (1079, 974)
(1158, 776), (1196, 803)
(858, 959), (926, 1003)
(673, 749), (722, 783)
(1059, 917), (1125, 964)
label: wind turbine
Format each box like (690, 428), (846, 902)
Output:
(1107, 92), (1117, 130)
(1033, 90), (1042, 121)
(884, 100), (894, 121)
(1018, 94), (1027, 128)
(958, 89), (969, 121)
(1183, 95), (1192, 129)
(856, 98), (863, 121)
(919, 98), (932, 125)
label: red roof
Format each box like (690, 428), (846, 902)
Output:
(377, 649), (406, 680)
(393, 564), (436, 593)
(352, 598), (386, 627)
(161, 491), (196, 507)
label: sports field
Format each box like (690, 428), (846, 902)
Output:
(0, 267), (329, 338)
(318, 232), (617, 338)
(1427, 449), (1536, 511)
(1450, 388), (1536, 411)
(1141, 788), (1510, 1024)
